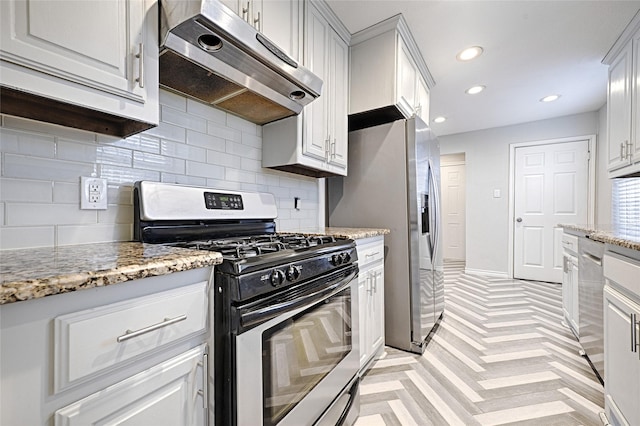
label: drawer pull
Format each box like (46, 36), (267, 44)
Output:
(631, 313), (637, 353)
(116, 314), (187, 343)
(365, 251), (380, 258)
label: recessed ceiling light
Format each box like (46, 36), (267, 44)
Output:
(465, 85), (485, 95)
(540, 94), (560, 102)
(433, 116), (446, 124)
(457, 46), (484, 61)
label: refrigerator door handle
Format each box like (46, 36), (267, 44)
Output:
(427, 161), (439, 263)
(421, 193), (429, 235)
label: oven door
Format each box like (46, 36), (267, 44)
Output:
(235, 266), (359, 426)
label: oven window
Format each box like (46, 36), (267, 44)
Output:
(262, 286), (352, 426)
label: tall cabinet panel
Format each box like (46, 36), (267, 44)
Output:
(328, 29), (349, 169)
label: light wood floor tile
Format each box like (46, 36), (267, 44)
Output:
(357, 262), (604, 425)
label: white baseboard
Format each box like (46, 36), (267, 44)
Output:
(464, 268), (509, 279)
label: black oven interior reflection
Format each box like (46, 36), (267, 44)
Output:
(262, 286), (352, 426)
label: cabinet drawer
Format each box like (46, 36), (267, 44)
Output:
(562, 233), (579, 254)
(54, 281), (208, 391)
(357, 237), (384, 267)
(604, 253), (640, 298)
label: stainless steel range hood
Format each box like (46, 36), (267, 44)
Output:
(159, 0), (322, 125)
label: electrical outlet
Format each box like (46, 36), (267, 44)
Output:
(80, 177), (108, 210)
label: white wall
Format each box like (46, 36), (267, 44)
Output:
(0, 90), (319, 250)
(439, 111), (604, 276)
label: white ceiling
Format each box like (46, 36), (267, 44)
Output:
(325, 0), (640, 136)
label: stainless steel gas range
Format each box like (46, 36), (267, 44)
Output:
(133, 181), (360, 426)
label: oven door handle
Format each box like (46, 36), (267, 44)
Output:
(240, 268), (357, 329)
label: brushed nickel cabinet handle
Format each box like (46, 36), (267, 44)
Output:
(254, 11), (260, 31)
(135, 43), (144, 88)
(116, 314), (187, 342)
(631, 313), (637, 353)
(621, 142), (625, 160)
(198, 353), (209, 411)
(242, 2), (249, 21)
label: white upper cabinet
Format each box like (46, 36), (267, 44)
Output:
(220, 0), (301, 61)
(604, 14), (640, 177)
(0, 0), (159, 137)
(349, 14), (434, 122)
(262, 0), (350, 178)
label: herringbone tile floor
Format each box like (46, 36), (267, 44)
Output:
(355, 261), (604, 426)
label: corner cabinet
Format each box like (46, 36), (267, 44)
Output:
(356, 235), (385, 373)
(262, 0), (350, 178)
(0, 0), (159, 138)
(604, 14), (640, 177)
(0, 268), (213, 426)
(349, 14), (433, 124)
(603, 251), (640, 426)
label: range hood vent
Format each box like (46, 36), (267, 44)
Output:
(159, 0), (322, 125)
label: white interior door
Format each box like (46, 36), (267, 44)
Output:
(514, 140), (589, 283)
(441, 162), (466, 261)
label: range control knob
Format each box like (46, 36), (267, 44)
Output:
(330, 254), (343, 266)
(270, 269), (285, 287)
(286, 265), (302, 281)
(340, 252), (351, 264)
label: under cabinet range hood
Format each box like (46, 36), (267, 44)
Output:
(159, 0), (322, 125)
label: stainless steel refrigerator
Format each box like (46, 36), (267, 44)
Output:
(327, 116), (444, 354)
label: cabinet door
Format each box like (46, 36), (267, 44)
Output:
(303, 4), (329, 162)
(219, 0), (240, 14)
(261, 0), (301, 62)
(632, 31), (640, 162)
(416, 76), (430, 124)
(570, 259), (580, 333)
(604, 286), (640, 426)
(370, 264), (385, 354)
(607, 41), (633, 172)
(55, 345), (207, 426)
(328, 31), (348, 169)
(562, 256), (572, 325)
(396, 37), (417, 118)
(358, 273), (369, 369)
(1, 0), (146, 104)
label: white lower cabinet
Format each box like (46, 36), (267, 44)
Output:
(356, 236), (385, 372)
(55, 345), (207, 426)
(562, 232), (580, 337)
(0, 268), (212, 426)
(603, 251), (640, 426)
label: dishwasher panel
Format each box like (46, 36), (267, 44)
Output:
(578, 236), (605, 384)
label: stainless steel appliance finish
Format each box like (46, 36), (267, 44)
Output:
(578, 236), (605, 383)
(328, 117), (444, 354)
(158, 0), (322, 125)
(134, 181), (360, 426)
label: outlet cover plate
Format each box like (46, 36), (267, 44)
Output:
(80, 177), (108, 210)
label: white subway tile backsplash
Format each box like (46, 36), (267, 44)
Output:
(187, 130), (225, 152)
(208, 121), (241, 142)
(144, 120), (186, 142)
(159, 90), (187, 111)
(225, 168), (255, 184)
(98, 205), (134, 224)
(187, 98), (226, 123)
(57, 223), (132, 246)
(1, 91), (318, 249)
(133, 151), (186, 174)
(186, 161), (226, 180)
(4, 154), (97, 182)
(0, 178), (52, 202)
(207, 150), (242, 168)
(52, 181), (80, 204)
(162, 106), (207, 133)
(0, 128), (56, 158)
(226, 140), (260, 160)
(0, 226), (55, 249)
(226, 114), (258, 135)
(161, 139), (207, 161)
(6, 203), (97, 226)
(161, 173), (207, 186)
(99, 164), (160, 185)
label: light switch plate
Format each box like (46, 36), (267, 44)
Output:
(80, 177), (108, 210)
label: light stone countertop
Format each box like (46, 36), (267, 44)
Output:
(0, 242), (222, 305)
(559, 224), (640, 251)
(281, 227), (390, 240)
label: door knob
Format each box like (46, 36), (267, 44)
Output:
(516, 217), (523, 222)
